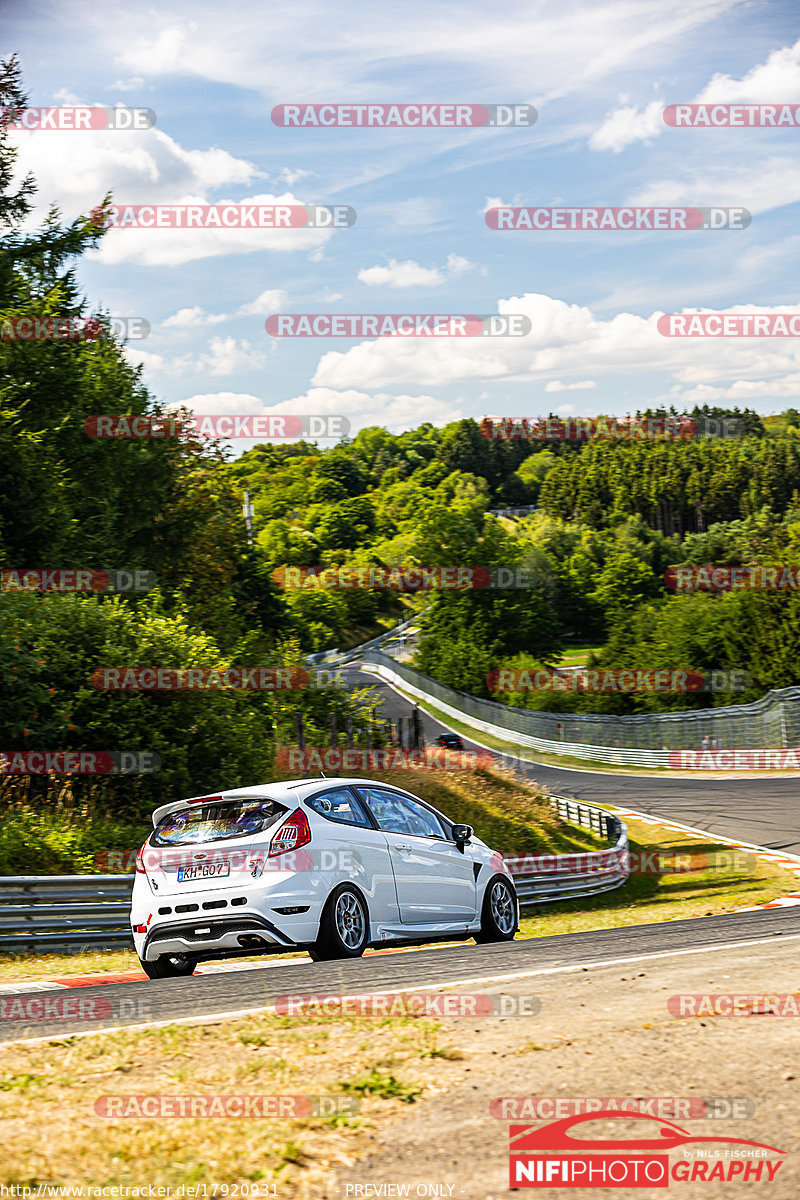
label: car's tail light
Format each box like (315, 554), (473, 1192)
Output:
(268, 808), (311, 857)
(135, 845), (147, 874)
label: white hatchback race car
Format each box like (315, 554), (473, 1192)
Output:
(131, 776), (518, 978)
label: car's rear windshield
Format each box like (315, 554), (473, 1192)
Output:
(152, 799), (287, 846)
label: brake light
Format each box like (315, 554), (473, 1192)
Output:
(135, 845), (147, 874)
(268, 808), (311, 857)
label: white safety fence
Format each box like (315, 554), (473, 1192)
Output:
(362, 656), (674, 766)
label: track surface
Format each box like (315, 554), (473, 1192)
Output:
(4, 907), (799, 1042)
(343, 663), (800, 854)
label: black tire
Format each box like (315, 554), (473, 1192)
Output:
(139, 953), (197, 980)
(309, 884), (369, 962)
(475, 875), (518, 943)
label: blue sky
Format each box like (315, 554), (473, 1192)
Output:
(5, 0), (800, 447)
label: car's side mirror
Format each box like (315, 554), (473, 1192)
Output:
(452, 823), (473, 851)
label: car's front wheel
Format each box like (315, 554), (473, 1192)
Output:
(309, 884), (369, 961)
(139, 953), (197, 979)
(475, 876), (518, 943)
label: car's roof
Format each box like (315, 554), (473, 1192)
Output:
(150, 777), (412, 827)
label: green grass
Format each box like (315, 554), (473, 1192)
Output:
(515, 812), (799, 938)
(555, 642), (604, 667)
(340, 1070), (422, 1103)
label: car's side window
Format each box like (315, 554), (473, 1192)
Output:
(357, 787), (446, 839)
(305, 787), (372, 828)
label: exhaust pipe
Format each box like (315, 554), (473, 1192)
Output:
(237, 933), (268, 948)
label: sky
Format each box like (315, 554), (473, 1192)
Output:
(4, 0), (800, 449)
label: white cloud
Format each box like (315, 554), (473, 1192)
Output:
(163, 306), (229, 328)
(89, 193), (333, 267)
(545, 379), (598, 392)
(282, 387), (462, 433)
(591, 36), (800, 152)
(173, 391), (265, 414)
(175, 386), (461, 436)
(10, 116), (333, 266)
(109, 2), (739, 110)
(197, 337), (268, 376)
(12, 125), (262, 228)
(162, 290), (285, 329)
(589, 99), (663, 152)
(697, 37), (800, 104)
(125, 338), (267, 378)
(308, 293), (800, 392)
(672, 375), (800, 405)
(278, 167), (313, 187)
(357, 252), (477, 288)
(107, 76), (147, 92)
(236, 289), (287, 316)
(629, 157), (800, 215)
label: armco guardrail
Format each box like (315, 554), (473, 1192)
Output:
(0, 875), (134, 954)
(308, 613), (420, 669)
(0, 801), (625, 952)
(511, 798), (629, 909)
(361, 651), (800, 765)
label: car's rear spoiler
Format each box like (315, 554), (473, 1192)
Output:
(150, 792), (283, 828)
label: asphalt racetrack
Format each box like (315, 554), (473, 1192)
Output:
(342, 662), (800, 856)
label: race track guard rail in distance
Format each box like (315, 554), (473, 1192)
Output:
(0, 802), (627, 953)
(360, 651), (800, 765)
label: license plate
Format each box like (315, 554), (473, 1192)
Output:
(177, 862), (231, 882)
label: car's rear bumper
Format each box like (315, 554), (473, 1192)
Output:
(139, 913), (297, 960)
(131, 874), (324, 960)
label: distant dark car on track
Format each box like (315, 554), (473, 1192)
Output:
(435, 733), (464, 750)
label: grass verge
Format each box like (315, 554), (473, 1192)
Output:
(0, 1007), (440, 1193)
(516, 811), (798, 939)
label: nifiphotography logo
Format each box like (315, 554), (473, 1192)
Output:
(508, 1111), (785, 1188)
